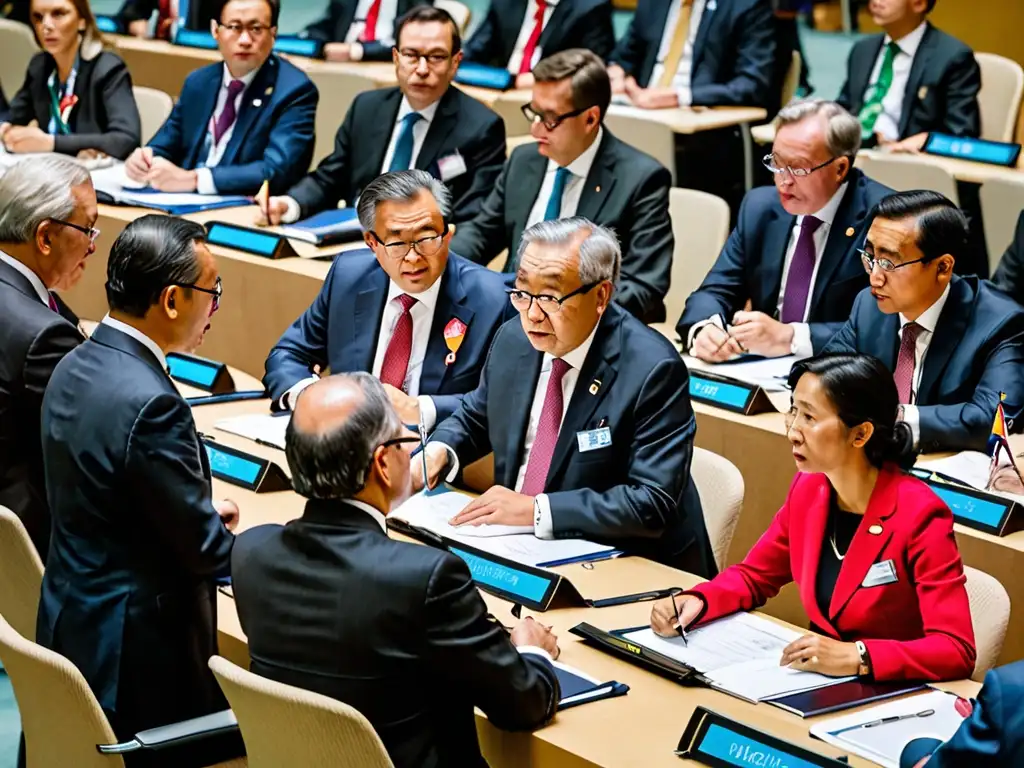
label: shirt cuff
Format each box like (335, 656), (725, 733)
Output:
(280, 376), (318, 410)
(677, 86), (693, 107)
(789, 323), (813, 358)
(430, 441), (460, 483)
(195, 167), (217, 195)
(517, 646), (553, 663)
(686, 315), (726, 354)
(901, 405), (920, 449)
(282, 196), (302, 224)
(533, 494), (554, 539)
(418, 396), (437, 432)
(349, 41), (364, 61)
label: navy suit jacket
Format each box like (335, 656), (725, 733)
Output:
(431, 304), (715, 575)
(676, 169), (893, 351)
(301, 0), (433, 61)
(609, 0), (776, 108)
(823, 276), (1024, 453)
(37, 323), (234, 737)
(263, 249), (515, 422)
(990, 211), (1024, 306)
(147, 54), (318, 195)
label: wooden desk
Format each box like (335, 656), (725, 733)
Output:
(859, 149), (1024, 185)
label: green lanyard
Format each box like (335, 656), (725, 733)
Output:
(46, 57), (79, 136)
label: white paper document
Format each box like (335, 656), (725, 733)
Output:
(393, 489), (534, 538)
(90, 162), (249, 209)
(916, 451), (1024, 505)
(215, 413), (290, 450)
(683, 354), (798, 393)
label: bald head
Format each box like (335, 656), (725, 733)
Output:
(291, 376), (367, 439)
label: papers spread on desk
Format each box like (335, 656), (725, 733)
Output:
(90, 162), (251, 213)
(393, 488), (534, 538)
(620, 613), (852, 702)
(916, 451), (1024, 504)
(810, 689), (967, 768)
(0, 148), (116, 173)
(215, 413), (289, 451)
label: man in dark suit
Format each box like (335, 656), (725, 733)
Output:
(261, 6), (504, 227)
(989, 210), (1024, 304)
(119, 0), (219, 37)
(836, 0), (980, 151)
(124, 0), (318, 195)
(424, 217), (715, 574)
(0, 156), (94, 557)
(824, 190), (1024, 453)
(264, 170), (514, 429)
(301, 0), (433, 63)
(38, 215), (241, 767)
(451, 49), (672, 324)
(678, 100), (892, 360)
(233, 372), (560, 768)
(463, 0), (614, 89)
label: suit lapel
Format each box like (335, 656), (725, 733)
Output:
(762, 209), (794, 311)
(349, 269), (390, 373)
(538, 0), (570, 49)
(809, 177), (867, 312)
(222, 58), (277, 165)
(854, 36), (885, 111)
(691, 0), (717, 73)
(420, 260), (476, 394)
(916, 277), (970, 405)
(336, 0), (358, 37)
(503, 338), (544, 488)
(187, 66), (222, 167)
(576, 132), (617, 223)
(899, 24), (934, 138)
(369, 89), (404, 177)
(506, 150), (549, 271)
(415, 88), (459, 174)
(797, 479), (833, 633)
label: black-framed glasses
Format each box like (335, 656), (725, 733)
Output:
(762, 154), (838, 178)
(396, 48), (453, 66)
(858, 249), (929, 274)
(506, 281), (601, 315)
(176, 276), (223, 315)
(217, 22), (274, 37)
(380, 436), (421, 451)
(521, 103), (590, 131)
(50, 218), (100, 243)
(368, 228), (447, 260)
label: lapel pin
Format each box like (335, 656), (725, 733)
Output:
(265, 86), (273, 95)
(589, 379), (602, 395)
(443, 317), (467, 367)
(918, 86), (928, 101)
(846, 227), (855, 237)
(868, 524), (883, 535)
(252, 98), (262, 107)
(595, 185), (601, 193)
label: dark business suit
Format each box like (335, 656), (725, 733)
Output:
(116, 0), (219, 30)
(232, 500), (559, 768)
(37, 323), (236, 766)
(837, 23), (981, 141)
(990, 211), (1024, 305)
(7, 51), (141, 159)
(0, 259), (81, 559)
(450, 130), (672, 324)
(431, 304), (715, 574)
(301, 0), (434, 61)
(463, 0), (615, 69)
(147, 54), (318, 195)
(264, 249), (514, 422)
(676, 169), (893, 352)
(823, 276), (1024, 453)
(287, 85), (504, 224)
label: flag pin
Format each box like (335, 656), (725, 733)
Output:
(918, 86), (928, 101)
(595, 185), (601, 193)
(868, 524), (883, 535)
(846, 227), (855, 237)
(265, 86), (273, 95)
(589, 379), (601, 395)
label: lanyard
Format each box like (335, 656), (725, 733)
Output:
(46, 56), (79, 136)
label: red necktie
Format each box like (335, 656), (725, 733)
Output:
(520, 358), (571, 496)
(894, 321), (922, 404)
(360, 0), (383, 42)
(47, 292), (58, 312)
(156, 0), (174, 41)
(518, 0), (547, 75)
(379, 294), (417, 391)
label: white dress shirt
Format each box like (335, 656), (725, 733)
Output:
(865, 21), (928, 142)
(506, 0), (559, 74)
(525, 127), (603, 230)
(344, 0), (399, 47)
(195, 64), (261, 195)
(649, 0), (708, 107)
(0, 251), (49, 305)
(344, 498), (389, 533)
(898, 282), (950, 446)
(100, 314), (168, 372)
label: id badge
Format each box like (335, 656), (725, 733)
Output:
(576, 427), (612, 453)
(861, 559), (898, 588)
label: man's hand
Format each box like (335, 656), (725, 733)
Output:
(991, 466), (1024, 495)
(128, 19), (149, 37)
(125, 147), (154, 182)
(730, 311), (794, 357)
(607, 64), (626, 94)
(624, 79), (679, 110)
(691, 323), (743, 362)
(4, 125), (55, 153)
(650, 593), (703, 637)
(324, 42), (354, 62)
(412, 443), (449, 493)
(510, 616), (560, 659)
(382, 382), (421, 425)
(780, 633), (860, 677)
(884, 132), (928, 154)
(514, 72), (535, 89)
(450, 486), (533, 527)
(215, 499), (240, 532)
(145, 157), (198, 192)
(256, 196), (291, 226)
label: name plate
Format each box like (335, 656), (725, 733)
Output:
(677, 707), (848, 767)
(173, 28), (324, 58)
(911, 470), (1022, 536)
(454, 62), (514, 90)
(203, 440), (291, 493)
(205, 222), (301, 260)
(168, 352), (235, 394)
(689, 371), (771, 415)
(95, 14), (121, 33)
(173, 28), (219, 50)
(925, 132), (1022, 167)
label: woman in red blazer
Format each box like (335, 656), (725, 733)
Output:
(652, 354), (976, 682)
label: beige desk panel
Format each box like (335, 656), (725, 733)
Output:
(858, 149), (1024, 185)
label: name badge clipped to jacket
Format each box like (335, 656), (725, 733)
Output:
(437, 151), (467, 182)
(576, 427), (612, 453)
(861, 559), (898, 588)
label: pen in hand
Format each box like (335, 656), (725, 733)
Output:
(671, 592), (688, 646)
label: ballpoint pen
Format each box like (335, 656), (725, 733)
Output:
(418, 410), (430, 492)
(671, 591), (689, 646)
(831, 709), (935, 737)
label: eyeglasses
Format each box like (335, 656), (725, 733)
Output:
(762, 154), (839, 178)
(368, 229), (447, 260)
(176, 276), (223, 315)
(858, 249), (928, 274)
(380, 436), (421, 451)
(396, 48), (452, 66)
(507, 281), (601, 315)
(217, 22), (274, 38)
(50, 218), (100, 243)
(521, 103), (590, 131)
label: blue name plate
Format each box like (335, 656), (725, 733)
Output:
(925, 132), (1021, 167)
(205, 222), (298, 260)
(448, 546), (554, 606)
(454, 62), (515, 91)
(168, 352), (234, 393)
(689, 372), (763, 414)
(202, 440), (291, 493)
(173, 28), (218, 50)
(911, 470), (1019, 535)
(173, 28), (324, 58)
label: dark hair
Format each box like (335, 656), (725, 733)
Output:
(787, 354), (915, 469)
(394, 5), (461, 55)
(532, 48), (611, 120)
(216, 0), (280, 27)
(926, 0), (937, 13)
(874, 189), (968, 264)
(105, 215), (207, 318)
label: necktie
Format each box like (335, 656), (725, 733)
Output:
(388, 112), (424, 173)
(379, 294), (417, 391)
(156, 0), (175, 41)
(520, 358), (571, 497)
(213, 79), (246, 147)
(859, 41), (900, 139)
(657, 0), (694, 88)
(780, 216), (823, 324)
(518, 0), (547, 75)
(894, 321), (923, 405)
(47, 292), (58, 313)
(543, 167), (571, 221)
(360, 0), (383, 43)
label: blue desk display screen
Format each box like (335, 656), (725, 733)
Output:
(207, 224), (280, 256)
(205, 445), (261, 486)
(274, 37), (321, 57)
(168, 356), (218, 387)
(926, 134), (1019, 165)
(690, 375), (751, 410)
(927, 486), (1006, 527)
(448, 547), (551, 604)
(174, 29), (218, 49)
(699, 723), (824, 768)
(95, 15), (120, 32)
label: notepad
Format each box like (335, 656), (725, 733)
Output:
(215, 413), (290, 450)
(551, 660), (628, 709)
(277, 208), (363, 246)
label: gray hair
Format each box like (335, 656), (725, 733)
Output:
(516, 217), (621, 285)
(0, 156), (91, 243)
(356, 170), (452, 233)
(285, 373), (403, 500)
(776, 99), (862, 161)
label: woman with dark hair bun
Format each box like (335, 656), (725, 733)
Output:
(651, 353), (976, 682)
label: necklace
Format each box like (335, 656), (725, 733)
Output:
(830, 513), (848, 561)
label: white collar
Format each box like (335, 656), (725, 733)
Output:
(797, 181), (849, 230)
(100, 314), (168, 372)
(543, 317), (600, 373)
(396, 95), (441, 125)
(386, 271), (443, 313)
(343, 499), (388, 533)
(546, 126), (604, 180)
(220, 63), (261, 92)
(900, 282), (951, 334)
(0, 251), (49, 305)
(884, 21), (928, 57)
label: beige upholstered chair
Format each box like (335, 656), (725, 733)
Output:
(691, 447), (744, 572)
(963, 566), (1010, 681)
(132, 86), (174, 145)
(490, 97), (531, 137)
(435, 0), (471, 33)
(210, 655), (395, 768)
(750, 51), (803, 146)
(0, 20), (38, 105)
(975, 53), (1024, 142)
(0, 506), (44, 641)
(979, 175), (1024, 274)
(855, 153), (960, 204)
(603, 109), (677, 184)
(304, 70), (378, 168)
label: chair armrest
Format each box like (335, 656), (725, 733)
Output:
(97, 709), (239, 754)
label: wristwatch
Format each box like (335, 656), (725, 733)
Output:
(855, 640), (872, 677)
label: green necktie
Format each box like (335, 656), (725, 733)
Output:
(858, 41), (900, 140)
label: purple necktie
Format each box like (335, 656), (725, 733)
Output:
(520, 358), (571, 497)
(47, 292), (58, 312)
(213, 79), (246, 146)
(780, 215), (823, 323)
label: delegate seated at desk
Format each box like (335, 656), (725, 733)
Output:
(823, 191), (1024, 453)
(300, 0), (432, 63)
(118, 0), (219, 38)
(652, 354), (976, 683)
(423, 217), (715, 575)
(233, 373), (560, 768)
(989, 210), (1024, 306)
(261, 6), (504, 227)
(124, 0), (318, 195)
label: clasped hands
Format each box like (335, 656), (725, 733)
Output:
(0, 123), (55, 153)
(125, 147), (199, 192)
(608, 65), (680, 110)
(691, 311), (794, 362)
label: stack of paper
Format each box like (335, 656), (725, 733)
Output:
(215, 413), (290, 450)
(90, 162), (251, 213)
(683, 354), (798, 393)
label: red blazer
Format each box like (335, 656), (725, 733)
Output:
(690, 465), (976, 681)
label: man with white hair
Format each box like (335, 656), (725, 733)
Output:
(420, 216), (715, 575)
(677, 99), (892, 361)
(0, 155), (95, 556)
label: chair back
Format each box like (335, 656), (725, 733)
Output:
(604, 109), (676, 183)
(780, 50), (802, 113)
(855, 153), (959, 204)
(209, 656), (395, 768)
(0, 507), (44, 641)
(0, 612), (123, 768)
(0, 20), (38, 102)
(979, 175), (1024, 275)
(132, 86), (174, 145)
(435, 0), (472, 33)
(664, 188), (730, 326)
(305, 70), (379, 169)
(963, 565), (1010, 680)
(691, 447), (744, 571)
(976, 53), (1024, 142)
(490, 97), (530, 137)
